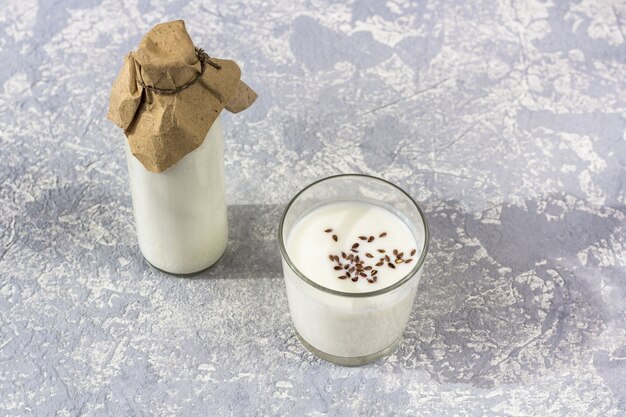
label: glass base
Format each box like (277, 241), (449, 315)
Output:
(295, 330), (402, 366)
(144, 247), (227, 277)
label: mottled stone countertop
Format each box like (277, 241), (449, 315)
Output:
(1, 0), (625, 415)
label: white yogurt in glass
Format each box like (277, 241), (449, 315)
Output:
(279, 175), (429, 366)
(125, 117), (228, 274)
(287, 202), (418, 292)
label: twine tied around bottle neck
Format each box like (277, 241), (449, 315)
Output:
(136, 48), (222, 95)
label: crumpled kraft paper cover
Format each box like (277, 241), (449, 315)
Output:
(107, 20), (257, 172)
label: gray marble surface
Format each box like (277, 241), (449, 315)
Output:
(1, 0), (625, 415)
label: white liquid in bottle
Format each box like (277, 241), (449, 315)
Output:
(125, 117), (228, 274)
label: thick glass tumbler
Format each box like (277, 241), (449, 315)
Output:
(278, 174), (429, 366)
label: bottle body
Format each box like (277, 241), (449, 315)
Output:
(125, 117), (228, 274)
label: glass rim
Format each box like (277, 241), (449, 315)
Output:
(277, 173), (430, 298)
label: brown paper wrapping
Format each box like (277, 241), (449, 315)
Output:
(107, 20), (257, 172)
